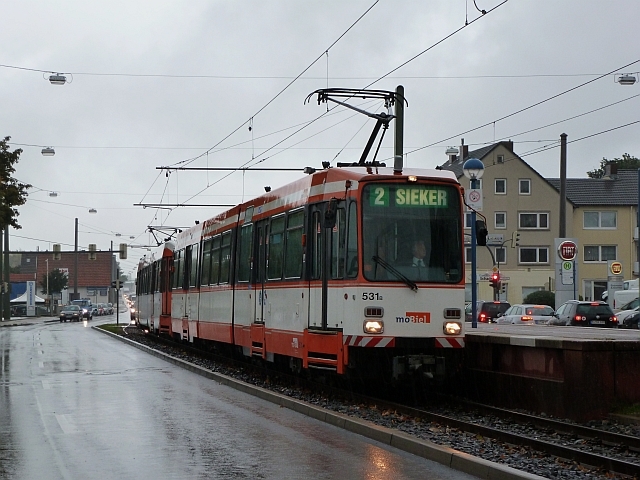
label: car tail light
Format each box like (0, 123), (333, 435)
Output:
(612, 316), (618, 323)
(590, 302), (599, 306)
(575, 315), (585, 322)
(521, 316), (533, 322)
(479, 313), (487, 322)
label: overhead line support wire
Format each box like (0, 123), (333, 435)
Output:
(165, 0), (381, 171)
(402, 58), (640, 158)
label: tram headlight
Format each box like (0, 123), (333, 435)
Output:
(443, 321), (461, 335)
(363, 320), (384, 334)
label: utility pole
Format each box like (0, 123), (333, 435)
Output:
(393, 85), (404, 172)
(73, 218), (79, 301)
(3, 226), (9, 320)
(559, 133), (567, 238)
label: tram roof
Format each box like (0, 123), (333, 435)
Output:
(168, 167), (459, 250)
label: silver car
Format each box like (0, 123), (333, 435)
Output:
(497, 304), (555, 325)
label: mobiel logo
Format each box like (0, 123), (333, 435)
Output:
(396, 312), (431, 323)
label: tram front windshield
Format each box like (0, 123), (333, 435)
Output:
(362, 183), (463, 283)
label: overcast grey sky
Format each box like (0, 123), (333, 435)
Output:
(2, 0), (638, 275)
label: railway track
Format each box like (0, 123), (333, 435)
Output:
(116, 326), (640, 478)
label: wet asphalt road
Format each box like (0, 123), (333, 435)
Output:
(0, 316), (475, 480)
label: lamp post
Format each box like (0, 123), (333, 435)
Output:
(463, 158), (485, 329)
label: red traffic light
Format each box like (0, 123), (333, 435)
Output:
(490, 272), (500, 288)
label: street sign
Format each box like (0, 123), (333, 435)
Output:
(558, 240), (577, 261)
(465, 188), (483, 211)
(487, 234), (504, 246)
(561, 261), (574, 285)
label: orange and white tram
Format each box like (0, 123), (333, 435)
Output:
(135, 166), (465, 380)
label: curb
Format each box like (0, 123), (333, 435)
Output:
(93, 326), (544, 480)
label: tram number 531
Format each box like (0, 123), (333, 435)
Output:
(362, 292), (383, 301)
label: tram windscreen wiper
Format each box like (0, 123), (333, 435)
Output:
(372, 255), (418, 291)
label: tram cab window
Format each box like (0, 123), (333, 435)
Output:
(362, 184), (462, 283)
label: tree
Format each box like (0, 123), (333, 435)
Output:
(40, 269), (69, 295)
(587, 153), (640, 178)
(0, 137), (31, 229)
(522, 290), (555, 308)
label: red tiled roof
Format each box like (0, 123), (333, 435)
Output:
(11, 251), (114, 287)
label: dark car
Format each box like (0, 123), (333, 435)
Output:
(71, 299), (94, 320)
(619, 310), (640, 329)
(551, 300), (618, 327)
(59, 305), (82, 322)
(465, 300), (511, 323)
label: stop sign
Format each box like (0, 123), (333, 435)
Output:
(558, 240), (577, 261)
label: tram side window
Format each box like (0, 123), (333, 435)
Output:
(210, 236), (221, 285)
(331, 208), (346, 279)
(311, 211), (321, 280)
(220, 232), (232, 284)
(201, 239), (212, 286)
(189, 244), (199, 288)
(346, 202), (358, 278)
(284, 210), (304, 278)
(268, 215), (285, 280)
(172, 250), (184, 290)
(237, 224), (253, 282)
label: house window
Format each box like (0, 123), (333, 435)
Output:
(465, 246), (472, 264)
(584, 245), (617, 262)
(583, 211), (617, 229)
(519, 179), (531, 195)
(519, 247), (549, 264)
(495, 212), (506, 229)
(464, 212), (473, 228)
(583, 280), (607, 302)
(495, 247), (506, 264)
(519, 212), (549, 229)
(497, 155), (504, 164)
(495, 179), (506, 194)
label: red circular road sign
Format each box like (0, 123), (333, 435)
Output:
(558, 240), (577, 261)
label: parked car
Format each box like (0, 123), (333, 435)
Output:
(10, 305), (26, 316)
(619, 310), (640, 329)
(497, 304), (555, 325)
(59, 305), (82, 322)
(550, 300), (618, 327)
(465, 300), (511, 323)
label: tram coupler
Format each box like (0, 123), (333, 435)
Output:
(392, 355), (445, 380)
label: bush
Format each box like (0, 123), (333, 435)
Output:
(523, 290), (555, 308)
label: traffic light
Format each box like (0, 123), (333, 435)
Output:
(88, 244), (97, 261)
(119, 243), (127, 260)
(511, 231), (520, 248)
(53, 244), (61, 260)
(490, 272), (500, 289)
(111, 279), (120, 289)
(475, 220), (488, 246)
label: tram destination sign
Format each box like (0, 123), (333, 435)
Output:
(369, 186), (449, 208)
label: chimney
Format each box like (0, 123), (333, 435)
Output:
(505, 140), (513, 152)
(445, 147), (459, 165)
(461, 145), (468, 162)
(603, 163), (616, 180)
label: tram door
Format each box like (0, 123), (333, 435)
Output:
(161, 256), (172, 316)
(308, 201), (343, 331)
(254, 220), (269, 323)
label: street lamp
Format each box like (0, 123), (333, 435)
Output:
(617, 74), (637, 86)
(49, 74), (67, 85)
(41, 147), (55, 156)
(463, 157), (485, 329)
